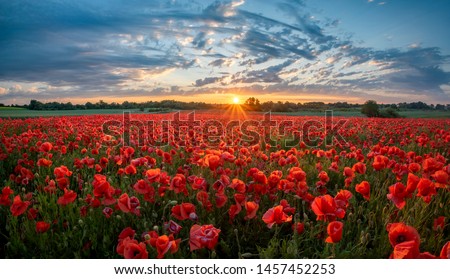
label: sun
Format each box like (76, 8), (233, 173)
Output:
(233, 97), (240, 104)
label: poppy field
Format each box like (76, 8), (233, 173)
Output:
(0, 111), (449, 259)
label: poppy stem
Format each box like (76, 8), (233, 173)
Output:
(234, 228), (242, 258)
(331, 243), (336, 258)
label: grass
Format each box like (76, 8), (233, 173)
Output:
(397, 110), (450, 118)
(0, 107), (26, 110)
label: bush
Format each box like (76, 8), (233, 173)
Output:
(379, 108), (400, 118)
(361, 100), (379, 117)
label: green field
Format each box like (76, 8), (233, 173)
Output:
(0, 108), (171, 118)
(0, 107), (449, 118)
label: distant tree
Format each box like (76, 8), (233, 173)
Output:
(244, 97), (261, 111)
(435, 104), (446, 110)
(85, 102), (95, 109)
(244, 97), (257, 106)
(29, 99), (44, 110)
(389, 104), (398, 110)
(361, 100), (379, 117)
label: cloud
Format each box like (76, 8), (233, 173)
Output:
(0, 0), (449, 104)
(194, 77), (224, 87)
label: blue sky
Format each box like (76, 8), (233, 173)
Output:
(0, 0), (449, 105)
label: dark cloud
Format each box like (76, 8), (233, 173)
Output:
(194, 77), (223, 87)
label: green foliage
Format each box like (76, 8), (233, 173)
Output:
(379, 107), (400, 118)
(361, 100), (380, 117)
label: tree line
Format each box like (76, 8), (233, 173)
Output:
(0, 99), (448, 113)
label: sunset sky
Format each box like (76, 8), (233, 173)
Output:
(1, 0), (450, 105)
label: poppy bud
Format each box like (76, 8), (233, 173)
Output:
(303, 213), (309, 221)
(189, 212), (198, 222)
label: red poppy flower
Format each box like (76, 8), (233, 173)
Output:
(118, 227), (136, 241)
(205, 154), (221, 171)
(343, 167), (355, 178)
(170, 174), (188, 196)
(432, 170), (448, 188)
(422, 158), (443, 173)
(387, 222), (420, 258)
(268, 172), (282, 188)
(228, 204), (241, 222)
(123, 239), (148, 259)
(124, 164), (137, 175)
(244, 201), (259, 220)
(318, 171), (330, 183)
(417, 252), (437, 259)
(328, 162), (339, 173)
(311, 195), (345, 221)
(171, 203), (196, 221)
(334, 190), (353, 209)
(196, 191), (213, 211)
(325, 221), (343, 243)
(433, 216), (445, 231)
(252, 171), (268, 184)
(37, 158), (53, 167)
(440, 241), (450, 259)
(387, 182), (408, 209)
(373, 155), (388, 171)
(102, 207), (113, 218)
(57, 189), (77, 206)
(36, 221), (51, 233)
(133, 179), (151, 194)
(10, 195), (30, 217)
(92, 174), (116, 205)
(39, 142), (53, 153)
(155, 234), (180, 259)
(355, 181), (370, 201)
(165, 220), (182, 235)
(0, 186), (14, 206)
(54, 165), (72, 178)
(390, 240), (420, 259)
(406, 173), (419, 195)
(118, 193), (132, 213)
(288, 167), (306, 182)
(27, 207), (38, 220)
(292, 222), (305, 235)
(145, 168), (161, 183)
(190, 176), (208, 191)
(189, 224), (221, 251)
(229, 178), (246, 193)
(416, 178), (436, 203)
(280, 199), (296, 214)
(352, 162), (366, 174)
(262, 205), (293, 228)
(215, 193), (228, 208)
(408, 163), (421, 173)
